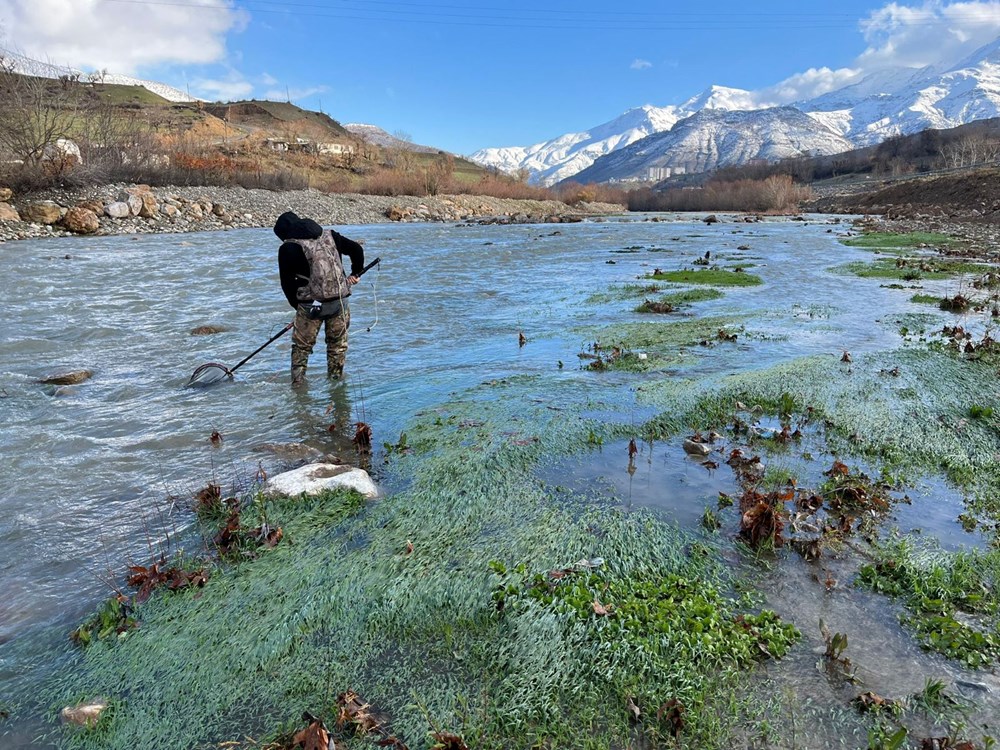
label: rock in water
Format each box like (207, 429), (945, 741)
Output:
(40, 369), (92, 385)
(189, 325), (229, 336)
(263, 462), (379, 499)
(60, 699), (108, 727)
(683, 439), (712, 456)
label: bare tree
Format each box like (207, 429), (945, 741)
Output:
(0, 55), (82, 165)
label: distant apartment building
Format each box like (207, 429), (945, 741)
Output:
(646, 165), (687, 181)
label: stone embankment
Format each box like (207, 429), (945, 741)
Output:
(0, 183), (623, 243)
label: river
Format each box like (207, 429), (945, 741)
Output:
(1, 215), (990, 745)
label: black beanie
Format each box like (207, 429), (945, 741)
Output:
(274, 211), (299, 240)
(274, 211), (323, 241)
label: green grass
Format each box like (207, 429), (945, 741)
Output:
(842, 232), (957, 249)
(909, 294), (941, 305)
(650, 269), (763, 287)
(91, 83), (172, 106)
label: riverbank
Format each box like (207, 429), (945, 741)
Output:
(0, 183), (625, 243)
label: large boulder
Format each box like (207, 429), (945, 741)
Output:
(62, 207), (100, 234)
(138, 193), (159, 219)
(160, 204), (179, 218)
(263, 462), (378, 499)
(76, 199), (104, 214)
(104, 201), (130, 219)
(22, 200), (64, 224)
(0, 202), (20, 222)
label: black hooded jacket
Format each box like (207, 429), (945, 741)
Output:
(274, 212), (365, 308)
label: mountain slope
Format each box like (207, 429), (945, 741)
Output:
(570, 108), (853, 184)
(473, 36), (1000, 185)
(0, 48), (197, 102)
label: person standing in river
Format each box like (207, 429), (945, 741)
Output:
(274, 211), (364, 384)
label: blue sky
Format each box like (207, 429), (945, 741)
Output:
(5, 0), (1000, 154)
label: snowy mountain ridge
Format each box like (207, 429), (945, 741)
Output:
(472, 37), (1000, 185)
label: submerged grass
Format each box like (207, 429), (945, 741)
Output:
(649, 269), (763, 287)
(857, 538), (1000, 668)
(577, 316), (745, 372)
(835, 258), (993, 281)
(635, 288), (725, 313)
(638, 348), (1000, 522)
(47, 379), (800, 750)
(842, 232), (957, 249)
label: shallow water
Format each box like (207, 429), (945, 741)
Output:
(1, 214), (994, 743)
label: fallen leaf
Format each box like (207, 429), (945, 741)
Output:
(592, 599), (611, 616)
(518, 331), (527, 347)
(626, 696), (641, 721)
(292, 714), (330, 750)
(841, 351), (852, 363)
(404, 540), (414, 555)
(209, 430), (223, 445)
(431, 732), (469, 750)
(657, 698), (685, 739)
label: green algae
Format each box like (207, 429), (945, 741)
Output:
(649, 269), (763, 287)
(910, 294), (941, 305)
(842, 232), (957, 249)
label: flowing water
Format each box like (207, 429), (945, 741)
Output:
(1, 216), (994, 744)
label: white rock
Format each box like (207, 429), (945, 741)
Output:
(682, 439), (712, 456)
(104, 201), (130, 219)
(263, 462), (378, 499)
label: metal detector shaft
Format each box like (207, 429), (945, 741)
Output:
(228, 321), (293, 376)
(356, 256), (380, 278)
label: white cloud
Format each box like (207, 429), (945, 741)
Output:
(736, 1), (1000, 107)
(264, 84), (330, 102)
(192, 74), (254, 102)
(759, 66), (863, 104)
(0, 0), (248, 74)
(858, 1), (1000, 70)
(630, 58), (652, 70)
(260, 72), (278, 86)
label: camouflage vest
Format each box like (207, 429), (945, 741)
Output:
(294, 230), (351, 302)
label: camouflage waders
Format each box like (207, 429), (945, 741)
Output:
(291, 302), (350, 383)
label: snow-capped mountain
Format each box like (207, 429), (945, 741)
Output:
(801, 39), (1000, 145)
(572, 108), (853, 184)
(473, 37), (1000, 185)
(0, 48), (198, 102)
(472, 104), (683, 186)
(471, 86), (756, 186)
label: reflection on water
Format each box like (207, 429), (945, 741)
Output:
(1, 215), (993, 742)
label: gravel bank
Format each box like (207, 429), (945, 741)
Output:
(0, 183), (625, 243)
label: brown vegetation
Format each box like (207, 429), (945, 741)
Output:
(629, 175), (811, 213)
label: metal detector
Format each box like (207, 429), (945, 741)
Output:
(186, 256), (380, 387)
